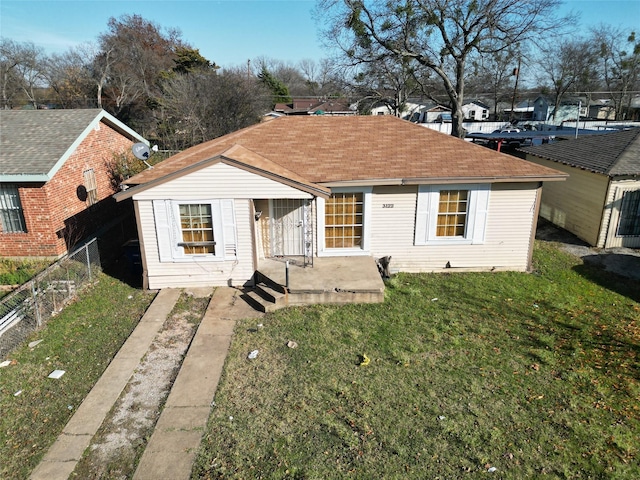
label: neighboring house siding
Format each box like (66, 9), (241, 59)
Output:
(0, 121), (133, 257)
(601, 178), (640, 248)
(525, 155), (610, 246)
(370, 183), (538, 272)
(131, 163), (314, 201)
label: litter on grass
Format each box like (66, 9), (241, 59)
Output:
(28, 339), (43, 348)
(247, 350), (259, 360)
(48, 369), (66, 379)
(14, 390), (22, 396)
(287, 340), (298, 349)
(0, 360), (11, 368)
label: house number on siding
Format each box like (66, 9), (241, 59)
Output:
(382, 204), (394, 208)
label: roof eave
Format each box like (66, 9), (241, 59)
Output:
(46, 110), (148, 181)
(114, 154), (331, 202)
(320, 175), (568, 187)
(0, 173), (50, 183)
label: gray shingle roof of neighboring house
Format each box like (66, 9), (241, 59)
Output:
(0, 109), (147, 182)
(519, 128), (640, 176)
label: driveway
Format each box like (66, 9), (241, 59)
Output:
(536, 219), (640, 281)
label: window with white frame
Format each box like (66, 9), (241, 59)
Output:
(0, 184), (27, 233)
(179, 203), (216, 254)
(317, 188), (372, 255)
(153, 199), (236, 262)
(83, 169), (98, 206)
(414, 184), (490, 245)
(325, 192), (363, 248)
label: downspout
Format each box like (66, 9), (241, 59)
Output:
(527, 182), (544, 272)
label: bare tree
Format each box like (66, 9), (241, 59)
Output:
(0, 38), (22, 109)
(158, 68), (270, 150)
(298, 58), (345, 96)
(0, 39), (46, 109)
(536, 38), (597, 120)
(467, 45), (521, 120)
(352, 54), (431, 115)
(319, 0), (572, 137)
(591, 25), (640, 120)
(95, 14), (183, 127)
(42, 44), (96, 108)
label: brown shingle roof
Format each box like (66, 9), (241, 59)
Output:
(122, 116), (565, 194)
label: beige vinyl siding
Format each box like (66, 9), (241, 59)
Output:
(137, 198), (254, 289)
(370, 184), (538, 272)
(602, 178), (640, 248)
(525, 155), (609, 246)
(132, 162), (313, 201)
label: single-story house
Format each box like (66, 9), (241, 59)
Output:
(274, 98), (355, 116)
(519, 128), (640, 248)
(0, 109), (148, 258)
(114, 116), (566, 290)
(462, 100), (490, 121)
(588, 99), (616, 120)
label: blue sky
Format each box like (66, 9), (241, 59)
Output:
(1, 0), (639, 69)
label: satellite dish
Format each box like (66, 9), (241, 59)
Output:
(132, 142), (151, 160)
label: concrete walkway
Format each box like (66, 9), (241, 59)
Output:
(133, 286), (261, 480)
(30, 286), (261, 480)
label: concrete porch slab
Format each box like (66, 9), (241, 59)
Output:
(257, 256), (385, 294)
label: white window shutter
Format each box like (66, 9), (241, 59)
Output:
(153, 200), (174, 262)
(471, 186), (490, 244)
(414, 186), (430, 245)
(221, 199), (237, 258)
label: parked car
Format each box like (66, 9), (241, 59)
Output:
(493, 127), (521, 134)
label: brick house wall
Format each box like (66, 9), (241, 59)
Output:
(1, 121), (135, 258)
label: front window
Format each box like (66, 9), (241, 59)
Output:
(617, 190), (640, 236)
(415, 184), (489, 245)
(436, 190), (468, 237)
(179, 203), (215, 254)
(325, 192), (363, 248)
(0, 184), (27, 233)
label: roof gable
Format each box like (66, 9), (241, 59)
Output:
(119, 116), (565, 198)
(0, 109), (147, 182)
(519, 129), (640, 176)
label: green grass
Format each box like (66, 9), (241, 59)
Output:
(192, 243), (640, 479)
(0, 258), (51, 286)
(0, 274), (155, 480)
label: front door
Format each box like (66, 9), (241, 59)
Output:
(270, 199), (305, 256)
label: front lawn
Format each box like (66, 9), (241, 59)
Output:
(193, 242), (640, 479)
(0, 274), (155, 480)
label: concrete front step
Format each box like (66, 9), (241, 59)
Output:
(242, 282), (289, 313)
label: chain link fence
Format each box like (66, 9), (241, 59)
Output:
(0, 239), (101, 358)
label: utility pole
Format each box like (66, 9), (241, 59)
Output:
(510, 58), (521, 123)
